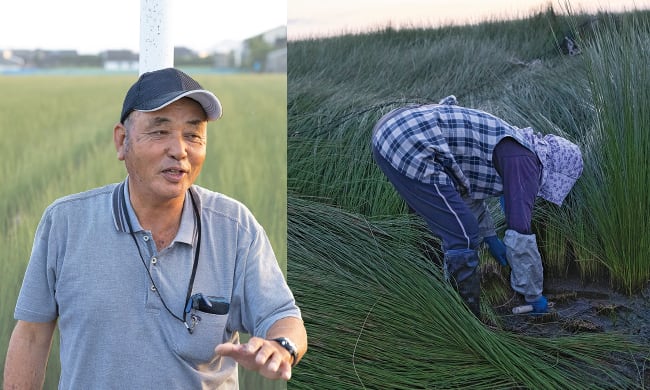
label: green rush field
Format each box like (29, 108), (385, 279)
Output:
(288, 6), (650, 389)
(0, 72), (287, 389)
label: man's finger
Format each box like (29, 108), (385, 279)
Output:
(243, 337), (265, 354)
(255, 343), (277, 365)
(215, 343), (234, 355)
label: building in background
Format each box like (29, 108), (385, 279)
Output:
(214, 25), (286, 72)
(1, 50), (24, 72)
(1, 26), (286, 74)
(101, 50), (138, 71)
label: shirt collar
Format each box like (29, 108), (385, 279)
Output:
(112, 178), (197, 245)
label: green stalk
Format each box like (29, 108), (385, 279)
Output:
(289, 196), (643, 389)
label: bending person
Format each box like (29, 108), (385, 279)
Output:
(371, 95), (583, 317)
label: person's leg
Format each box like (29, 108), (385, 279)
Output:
(493, 137), (540, 234)
(493, 138), (547, 312)
(372, 147), (482, 316)
(504, 230), (546, 311)
(443, 249), (481, 316)
(372, 148), (480, 251)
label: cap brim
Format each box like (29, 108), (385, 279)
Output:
(136, 90), (223, 121)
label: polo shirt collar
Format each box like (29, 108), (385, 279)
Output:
(111, 178), (197, 245)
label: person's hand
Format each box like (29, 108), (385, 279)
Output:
(484, 235), (508, 266)
(215, 337), (293, 380)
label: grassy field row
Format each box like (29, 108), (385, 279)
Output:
(288, 8), (650, 295)
(0, 72), (286, 389)
(287, 7), (650, 389)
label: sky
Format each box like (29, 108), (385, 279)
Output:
(288, 0), (650, 40)
(3, 1), (650, 54)
(0, 0), (287, 54)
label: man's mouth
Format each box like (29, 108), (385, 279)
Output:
(162, 168), (187, 181)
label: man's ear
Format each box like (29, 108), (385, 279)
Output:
(114, 122), (127, 161)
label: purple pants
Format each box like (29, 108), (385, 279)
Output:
(493, 137), (541, 235)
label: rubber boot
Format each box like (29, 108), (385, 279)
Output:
(530, 295), (548, 314)
(444, 249), (481, 317)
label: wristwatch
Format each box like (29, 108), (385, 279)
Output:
(272, 337), (298, 367)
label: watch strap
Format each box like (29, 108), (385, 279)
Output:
(272, 337), (298, 367)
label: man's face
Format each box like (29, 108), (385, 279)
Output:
(114, 97), (208, 206)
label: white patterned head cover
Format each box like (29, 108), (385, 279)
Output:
(536, 134), (583, 206)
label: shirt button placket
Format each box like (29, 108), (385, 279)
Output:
(141, 234), (159, 307)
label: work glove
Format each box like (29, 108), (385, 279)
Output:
(484, 235), (508, 266)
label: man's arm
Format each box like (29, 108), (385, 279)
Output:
(4, 320), (57, 390)
(265, 316), (308, 367)
(215, 316), (307, 381)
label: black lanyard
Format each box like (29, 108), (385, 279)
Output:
(121, 186), (202, 333)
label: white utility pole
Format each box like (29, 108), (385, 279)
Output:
(139, 0), (174, 75)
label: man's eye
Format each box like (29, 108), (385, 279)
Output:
(186, 134), (204, 142)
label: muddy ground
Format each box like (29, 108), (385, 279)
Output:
(494, 275), (650, 386)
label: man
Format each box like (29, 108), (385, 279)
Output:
(371, 95), (583, 317)
(4, 68), (307, 389)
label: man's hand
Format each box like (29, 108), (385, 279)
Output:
(216, 337), (293, 381)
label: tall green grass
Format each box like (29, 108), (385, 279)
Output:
(288, 6), (650, 388)
(578, 13), (650, 294)
(288, 196), (643, 389)
(289, 8), (650, 293)
(0, 72), (286, 389)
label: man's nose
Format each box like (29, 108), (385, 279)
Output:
(166, 134), (188, 160)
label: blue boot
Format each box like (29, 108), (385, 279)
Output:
(444, 249), (481, 317)
(529, 296), (548, 314)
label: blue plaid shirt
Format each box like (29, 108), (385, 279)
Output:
(372, 96), (534, 200)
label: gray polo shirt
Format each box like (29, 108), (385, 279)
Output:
(15, 179), (301, 389)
